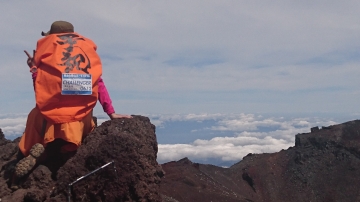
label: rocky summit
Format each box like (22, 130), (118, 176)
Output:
(0, 116), (164, 201)
(1, 117), (360, 202)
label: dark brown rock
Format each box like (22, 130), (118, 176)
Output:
(0, 115), (163, 202)
(160, 158), (251, 202)
(160, 120), (360, 202)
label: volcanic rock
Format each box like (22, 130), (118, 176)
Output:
(0, 115), (164, 202)
(160, 120), (360, 202)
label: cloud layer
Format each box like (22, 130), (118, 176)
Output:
(148, 113), (339, 164)
(2, 1), (360, 115)
(1, 113), (344, 166)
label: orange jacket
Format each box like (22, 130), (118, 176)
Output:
(34, 32), (102, 123)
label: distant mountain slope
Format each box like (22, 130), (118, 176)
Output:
(160, 120), (360, 202)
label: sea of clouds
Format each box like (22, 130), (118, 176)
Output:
(146, 113), (341, 166)
(0, 113), (352, 167)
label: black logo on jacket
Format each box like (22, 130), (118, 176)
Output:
(56, 34), (91, 74)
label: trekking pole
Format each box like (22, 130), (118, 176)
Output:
(67, 160), (116, 202)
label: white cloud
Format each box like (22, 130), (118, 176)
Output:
(210, 115), (279, 131)
(155, 113), (340, 164)
(147, 113), (225, 127)
(0, 115), (27, 139)
(158, 135), (294, 163)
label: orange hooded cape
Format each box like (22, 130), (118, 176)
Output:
(34, 32), (102, 124)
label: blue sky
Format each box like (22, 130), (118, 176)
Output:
(1, 1), (360, 166)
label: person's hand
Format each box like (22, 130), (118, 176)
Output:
(109, 113), (133, 120)
(24, 50), (36, 68)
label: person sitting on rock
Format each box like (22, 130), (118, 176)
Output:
(13, 21), (132, 184)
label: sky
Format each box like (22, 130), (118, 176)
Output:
(1, 1), (360, 166)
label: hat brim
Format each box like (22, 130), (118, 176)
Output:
(41, 31), (50, 36)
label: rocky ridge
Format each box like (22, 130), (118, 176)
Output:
(160, 120), (360, 202)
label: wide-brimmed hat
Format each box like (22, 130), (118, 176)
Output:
(41, 21), (74, 36)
